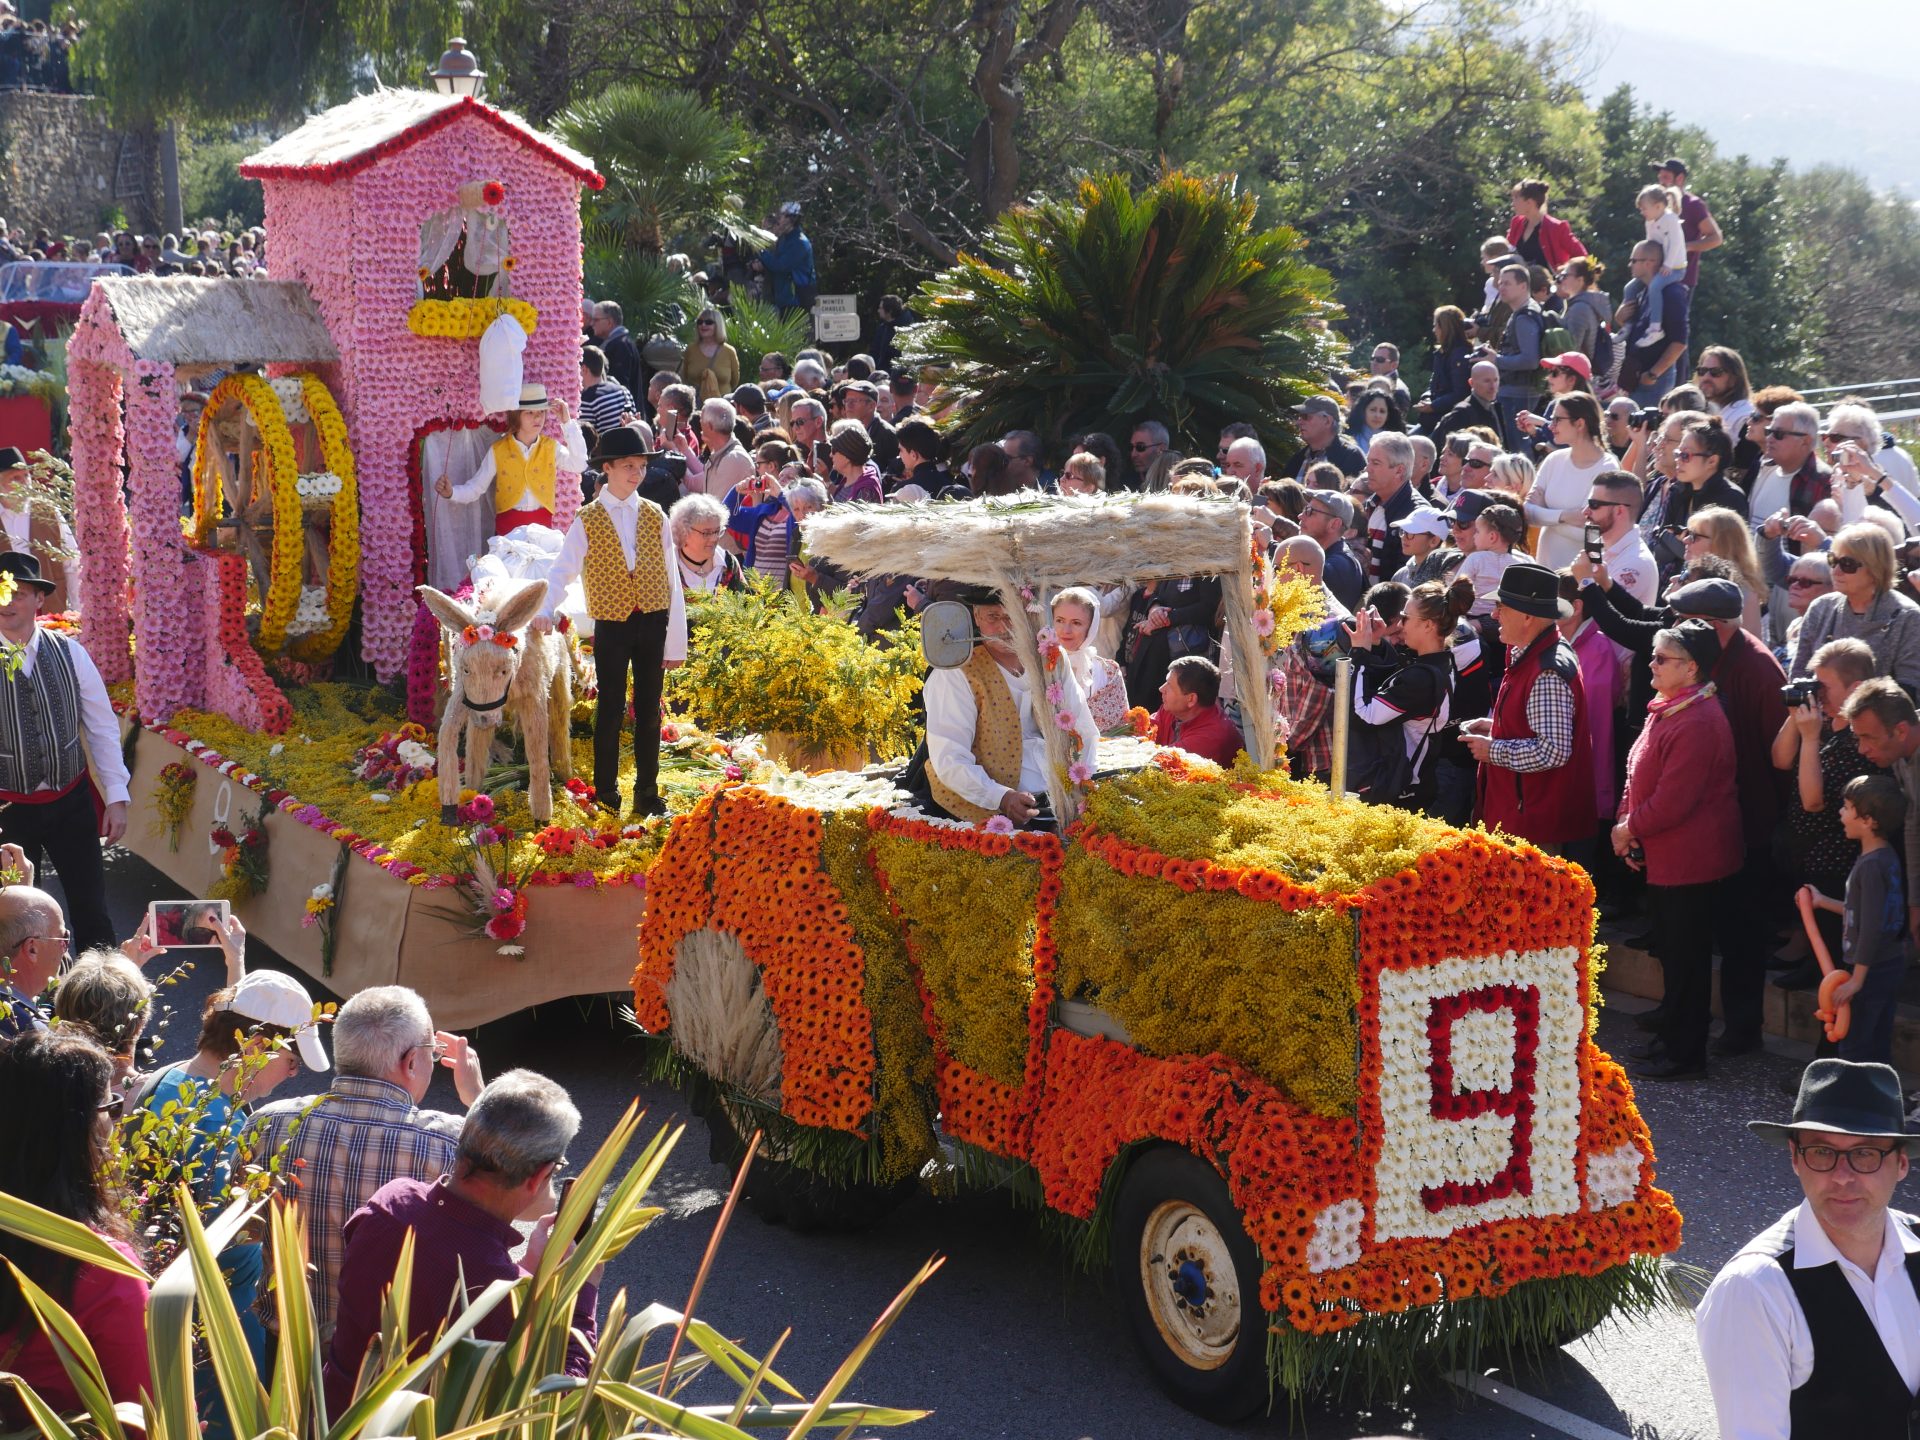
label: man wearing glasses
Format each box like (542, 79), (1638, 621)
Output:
(1288, 397), (1365, 483)
(1583, 471), (1658, 604)
(1367, 343), (1411, 412)
(251, 985), (485, 1338)
(0, 875), (66, 1040)
(1697, 1059), (1920, 1436)
(1128, 420), (1171, 488)
(1692, 345), (1753, 433)
(1749, 402), (1832, 526)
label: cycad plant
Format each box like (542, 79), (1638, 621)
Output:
(582, 228), (708, 344)
(0, 1108), (932, 1440)
(907, 171), (1344, 457)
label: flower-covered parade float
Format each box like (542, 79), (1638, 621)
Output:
(632, 494), (1687, 1418)
(61, 83), (731, 1022)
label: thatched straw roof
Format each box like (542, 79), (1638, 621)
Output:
(241, 90), (601, 189)
(801, 491), (1252, 590)
(96, 277), (339, 366)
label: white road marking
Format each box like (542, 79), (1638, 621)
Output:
(1446, 1371), (1634, 1440)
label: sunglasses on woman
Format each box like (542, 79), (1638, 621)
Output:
(1830, 555), (1866, 575)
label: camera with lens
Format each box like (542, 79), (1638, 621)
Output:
(1631, 408), (1659, 429)
(1779, 677), (1820, 708)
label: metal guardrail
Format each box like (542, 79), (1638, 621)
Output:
(1799, 377), (1920, 431)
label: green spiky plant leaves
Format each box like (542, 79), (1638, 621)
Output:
(0, 1108), (934, 1440)
(905, 171), (1345, 459)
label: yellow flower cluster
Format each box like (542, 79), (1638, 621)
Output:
(870, 830), (1039, 1087)
(1054, 846), (1358, 1116)
(289, 375), (359, 663)
(819, 811), (941, 1185)
(1081, 758), (1456, 895)
(157, 685), (744, 883)
(667, 586), (925, 760)
(406, 297), (539, 339)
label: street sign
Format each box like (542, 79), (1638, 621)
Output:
(815, 311), (861, 342)
(813, 293), (857, 314)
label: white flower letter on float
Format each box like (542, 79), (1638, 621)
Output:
(286, 585), (332, 636)
(477, 310), (527, 413)
(1371, 947), (1586, 1243)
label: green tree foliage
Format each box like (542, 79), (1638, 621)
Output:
(910, 171), (1340, 454)
(178, 135), (265, 232)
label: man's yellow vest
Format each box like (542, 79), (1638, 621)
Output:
(491, 434), (558, 513)
(929, 646), (1025, 824)
(579, 497), (671, 620)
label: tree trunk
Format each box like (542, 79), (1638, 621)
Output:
(159, 122), (184, 236)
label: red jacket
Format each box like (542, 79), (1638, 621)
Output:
(1478, 628), (1597, 848)
(1153, 702), (1244, 768)
(1621, 685), (1743, 887)
(1506, 214), (1588, 271)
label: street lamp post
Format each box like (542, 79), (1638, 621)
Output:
(427, 39), (486, 99)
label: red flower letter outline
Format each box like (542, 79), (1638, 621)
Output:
(1421, 984), (1539, 1213)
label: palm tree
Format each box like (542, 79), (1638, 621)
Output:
(908, 171), (1344, 458)
(556, 87), (761, 257)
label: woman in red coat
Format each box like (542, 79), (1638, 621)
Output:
(1612, 620), (1744, 1081)
(1506, 178), (1588, 272)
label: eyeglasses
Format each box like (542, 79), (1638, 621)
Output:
(1685, 529), (1710, 542)
(1130, 441), (1161, 452)
(1831, 555), (1866, 575)
(413, 1039), (449, 1064)
(1795, 1141), (1900, 1174)
(99, 1092), (126, 1120)
(550, 1155), (572, 1177)
(1788, 575), (1829, 587)
(29, 931), (70, 951)
(1462, 457), (1492, 470)
(1674, 450), (1708, 463)
(1649, 653), (1688, 667)
(1766, 428), (1810, 441)
(1304, 506), (1342, 523)
(1584, 498), (1624, 511)
(698, 319), (716, 327)
(688, 525), (723, 540)
(1693, 365), (1725, 377)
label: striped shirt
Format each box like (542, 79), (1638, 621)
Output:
(578, 379), (635, 435)
(248, 1076), (461, 1336)
(752, 512), (791, 580)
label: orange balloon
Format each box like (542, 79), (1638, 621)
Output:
(1816, 969), (1852, 1043)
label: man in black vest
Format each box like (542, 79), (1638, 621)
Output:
(0, 552), (128, 953)
(1697, 1059), (1920, 1437)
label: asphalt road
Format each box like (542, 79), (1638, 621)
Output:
(80, 843), (1834, 1439)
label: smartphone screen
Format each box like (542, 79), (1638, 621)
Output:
(1583, 524), (1604, 563)
(149, 898), (229, 949)
(556, 1177), (598, 1245)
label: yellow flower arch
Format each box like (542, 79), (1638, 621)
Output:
(186, 371), (360, 660)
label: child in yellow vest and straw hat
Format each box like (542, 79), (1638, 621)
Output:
(439, 383), (589, 537)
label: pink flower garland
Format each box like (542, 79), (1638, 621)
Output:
(63, 347), (132, 682)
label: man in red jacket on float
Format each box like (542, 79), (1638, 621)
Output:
(1464, 562), (1598, 859)
(1153, 656), (1245, 768)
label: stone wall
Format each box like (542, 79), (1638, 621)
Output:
(0, 91), (158, 236)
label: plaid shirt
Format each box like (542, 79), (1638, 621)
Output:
(249, 1076), (461, 1336)
(1274, 641), (1334, 778)
(1487, 667), (1576, 773)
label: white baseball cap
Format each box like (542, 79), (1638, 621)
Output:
(1392, 508), (1452, 539)
(228, 971), (330, 1071)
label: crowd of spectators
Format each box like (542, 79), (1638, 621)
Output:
(0, 219), (269, 276)
(0, 9), (81, 94)
(570, 155), (1920, 1098)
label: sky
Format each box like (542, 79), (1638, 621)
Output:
(1569, 0), (1920, 192)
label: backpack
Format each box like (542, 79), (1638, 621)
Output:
(1588, 321), (1616, 383)
(1539, 309), (1578, 360)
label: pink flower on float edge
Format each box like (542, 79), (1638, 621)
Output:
(724, 764), (742, 780)
(1068, 761), (1093, 785)
(984, 815), (1015, 834)
(572, 871), (595, 889)
(490, 886), (515, 912)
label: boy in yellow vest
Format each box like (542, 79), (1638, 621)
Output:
(439, 383), (588, 537)
(536, 426), (686, 816)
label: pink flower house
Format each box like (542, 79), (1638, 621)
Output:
(65, 89), (602, 731)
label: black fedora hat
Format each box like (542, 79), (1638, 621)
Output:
(0, 550), (57, 594)
(1493, 561), (1571, 620)
(1750, 1059), (1918, 1149)
(590, 425), (653, 464)
(0, 447), (26, 472)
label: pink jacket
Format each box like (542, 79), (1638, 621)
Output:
(1620, 685), (1743, 887)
